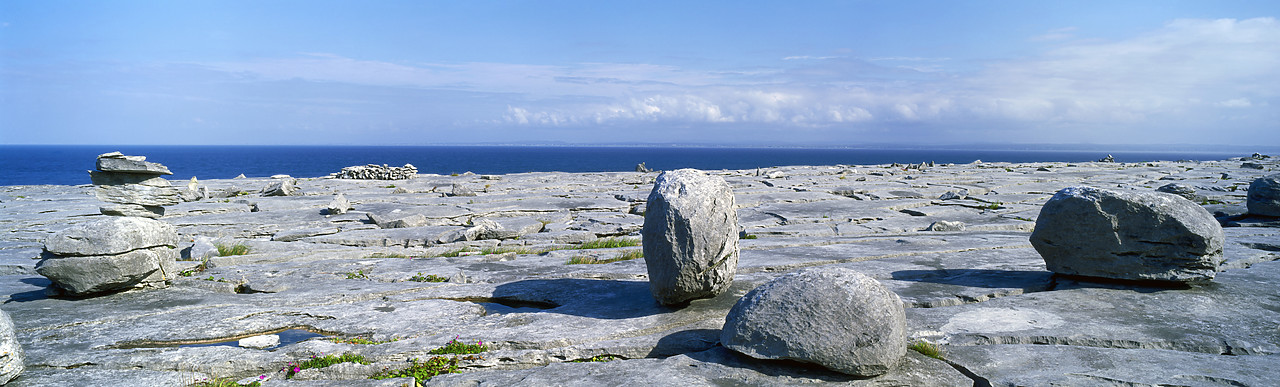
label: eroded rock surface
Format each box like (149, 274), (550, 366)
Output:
(1249, 173), (1280, 216)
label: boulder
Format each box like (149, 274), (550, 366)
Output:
(642, 169), (739, 305)
(636, 162), (652, 173)
(95, 152), (172, 175)
(721, 268), (907, 376)
(927, 220), (966, 231)
(35, 246), (177, 295)
(1156, 183), (1201, 202)
(260, 179), (298, 196)
(95, 183), (182, 207)
(1241, 162), (1265, 170)
(1029, 186), (1225, 283)
(44, 217), (178, 256)
(1098, 154), (1115, 163)
(1247, 174), (1280, 217)
(0, 309), (22, 384)
(938, 190), (967, 200)
(451, 184), (478, 197)
(238, 334), (280, 349)
(326, 193), (353, 215)
(99, 204), (165, 219)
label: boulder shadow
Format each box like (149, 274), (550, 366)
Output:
(683, 345), (874, 382)
(646, 328), (721, 358)
(4, 277), (53, 303)
(491, 278), (676, 320)
(1050, 273), (1194, 293)
(890, 269), (1054, 289)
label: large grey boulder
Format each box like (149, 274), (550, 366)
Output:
(260, 179), (299, 196)
(43, 217), (179, 256)
(0, 309), (22, 384)
(36, 246), (177, 295)
(721, 268), (907, 376)
(326, 193), (352, 215)
(1248, 174), (1280, 217)
(1156, 183), (1201, 202)
(642, 169), (739, 305)
(1030, 186), (1225, 283)
(95, 152), (172, 175)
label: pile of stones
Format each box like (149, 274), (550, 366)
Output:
(34, 153), (181, 296)
(332, 163), (417, 180)
(92, 152), (182, 218)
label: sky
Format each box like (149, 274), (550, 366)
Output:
(1, 1), (1278, 147)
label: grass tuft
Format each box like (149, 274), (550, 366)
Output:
(908, 341), (944, 360)
(365, 252), (409, 258)
(216, 243), (250, 256)
(409, 273), (449, 282)
(370, 356), (469, 383)
(566, 250), (643, 265)
(428, 336), (489, 355)
(575, 237), (641, 250)
(188, 378), (261, 387)
(569, 354), (623, 363)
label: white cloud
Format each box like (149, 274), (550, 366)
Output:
(1216, 98), (1253, 108)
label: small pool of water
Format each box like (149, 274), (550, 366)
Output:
(180, 329), (327, 350)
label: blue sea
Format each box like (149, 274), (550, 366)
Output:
(0, 145), (1254, 186)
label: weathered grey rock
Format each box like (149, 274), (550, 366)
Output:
(938, 190), (967, 200)
(95, 152), (172, 175)
(1030, 186), (1225, 283)
(333, 164), (417, 180)
(184, 236), (219, 261)
(1248, 174), (1280, 217)
(478, 217), (545, 240)
(0, 308), (22, 384)
(260, 179), (298, 196)
(238, 334), (279, 349)
(721, 268), (907, 376)
(926, 220), (966, 231)
(635, 162), (652, 173)
(379, 214), (428, 229)
(35, 245), (177, 295)
(95, 183), (183, 207)
(438, 219), (501, 243)
(642, 169), (739, 305)
(326, 193), (352, 215)
(451, 184), (477, 197)
(88, 170), (172, 187)
(1156, 183), (1200, 201)
(99, 204), (164, 218)
(43, 217), (179, 256)
(1098, 154), (1115, 163)
(1242, 162), (1265, 169)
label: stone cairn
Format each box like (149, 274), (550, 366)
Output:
(35, 152), (180, 296)
(333, 164), (417, 180)
(642, 169), (740, 305)
(91, 152), (182, 218)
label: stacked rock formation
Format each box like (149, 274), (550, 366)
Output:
(1030, 186), (1225, 283)
(333, 164), (417, 180)
(92, 152), (181, 218)
(642, 169), (739, 305)
(1248, 174), (1280, 217)
(36, 217), (179, 295)
(721, 268), (907, 376)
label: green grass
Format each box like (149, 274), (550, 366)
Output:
(344, 269), (370, 280)
(370, 356), (466, 384)
(299, 353), (371, 369)
(741, 234), (758, 239)
(409, 273), (449, 282)
(569, 354), (623, 363)
(908, 341), (944, 360)
(216, 243), (250, 256)
(327, 336), (399, 345)
(566, 250), (643, 265)
(574, 237), (641, 250)
(428, 337), (489, 355)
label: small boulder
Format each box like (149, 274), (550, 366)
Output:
(260, 179), (298, 196)
(95, 152), (173, 175)
(0, 308), (23, 384)
(451, 184), (477, 197)
(1098, 154), (1115, 163)
(721, 268), (906, 376)
(1248, 174), (1280, 217)
(642, 169), (739, 305)
(1241, 162), (1265, 170)
(1029, 186), (1225, 283)
(927, 220), (966, 231)
(326, 193), (353, 215)
(99, 204), (165, 219)
(239, 334), (280, 349)
(1156, 183), (1201, 202)
(938, 190), (967, 200)
(636, 162), (652, 173)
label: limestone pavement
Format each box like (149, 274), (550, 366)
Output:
(0, 157), (1277, 386)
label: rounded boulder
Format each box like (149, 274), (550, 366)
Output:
(1030, 186), (1224, 283)
(721, 268), (906, 376)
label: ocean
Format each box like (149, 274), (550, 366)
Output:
(0, 145), (1253, 186)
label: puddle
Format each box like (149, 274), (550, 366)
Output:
(181, 329), (326, 350)
(113, 328), (329, 350)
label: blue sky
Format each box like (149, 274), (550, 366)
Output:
(1, 1), (1277, 146)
